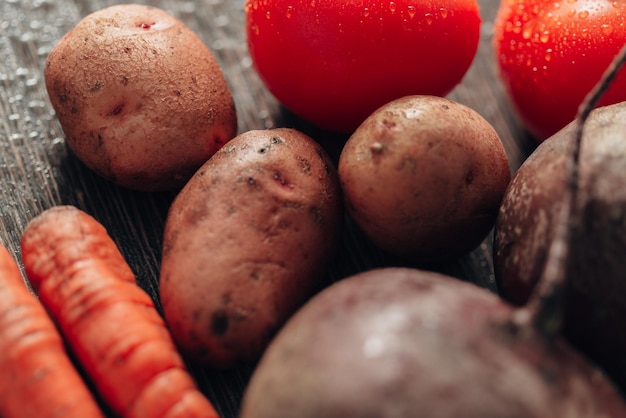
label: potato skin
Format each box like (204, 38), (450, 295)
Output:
(494, 102), (626, 392)
(44, 4), (237, 191)
(338, 95), (511, 261)
(159, 128), (343, 368)
(240, 268), (626, 418)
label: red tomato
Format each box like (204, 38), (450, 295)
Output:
(245, 0), (481, 133)
(494, 0), (626, 141)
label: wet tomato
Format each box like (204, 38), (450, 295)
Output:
(245, 0), (481, 133)
(494, 0), (626, 141)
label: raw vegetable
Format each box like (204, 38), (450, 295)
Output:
(20, 206), (219, 418)
(245, 0), (481, 132)
(239, 267), (626, 418)
(44, 4), (237, 191)
(493, 0), (626, 140)
(494, 45), (626, 392)
(338, 95), (511, 261)
(159, 128), (343, 368)
(0, 243), (105, 418)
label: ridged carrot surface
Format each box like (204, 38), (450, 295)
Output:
(0, 242), (105, 418)
(20, 205), (219, 418)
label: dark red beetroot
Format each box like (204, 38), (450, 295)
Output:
(239, 268), (626, 418)
(494, 89), (626, 391)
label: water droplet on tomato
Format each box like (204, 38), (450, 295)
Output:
(506, 39), (515, 51)
(602, 23), (614, 36)
(424, 13), (433, 25)
(286, 5), (293, 18)
(544, 48), (553, 61)
(540, 31), (550, 43)
(578, 10), (589, 19)
(389, 2), (397, 13)
(265, 10), (271, 19)
(439, 8), (448, 18)
(363, 7), (370, 17)
(310, 0), (316, 7)
(522, 26), (533, 39)
(407, 5), (416, 18)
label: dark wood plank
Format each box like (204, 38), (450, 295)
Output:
(0, 0), (534, 417)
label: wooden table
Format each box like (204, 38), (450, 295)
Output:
(0, 0), (537, 416)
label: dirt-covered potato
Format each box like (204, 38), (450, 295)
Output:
(159, 128), (343, 368)
(240, 268), (626, 418)
(494, 101), (626, 392)
(338, 95), (511, 261)
(44, 4), (237, 191)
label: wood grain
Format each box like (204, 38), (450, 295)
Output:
(0, 0), (535, 416)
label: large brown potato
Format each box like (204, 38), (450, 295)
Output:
(44, 4), (237, 191)
(338, 95), (511, 261)
(159, 128), (343, 368)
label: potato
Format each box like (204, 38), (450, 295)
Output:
(338, 95), (511, 261)
(240, 267), (626, 418)
(159, 128), (343, 368)
(44, 4), (237, 191)
(494, 101), (626, 392)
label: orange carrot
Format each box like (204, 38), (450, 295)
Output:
(0, 242), (105, 418)
(20, 205), (219, 418)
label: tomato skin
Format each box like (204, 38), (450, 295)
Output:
(494, 0), (626, 141)
(245, 0), (481, 133)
